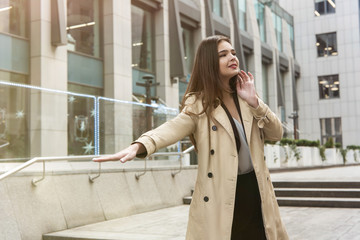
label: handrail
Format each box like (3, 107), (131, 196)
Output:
(0, 155), (97, 186)
(135, 145), (195, 179)
(0, 141), (9, 149)
(0, 146), (196, 184)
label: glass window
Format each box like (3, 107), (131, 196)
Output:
(67, 0), (101, 57)
(182, 27), (195, 77)
(0, 82), (29, 159)
(235, 0), (246, 31)
(67, 87), (97, 155)
(320, 117), (342, 145)
(288, 23), (295, 56)
(179, 25), (195, 103)
(212, 0), (222, 17)
(315, 0), (336, 16)
(254, 0), (266, 42)
(318, 75), (339, 99)
(262, 64), (269, 104)
(316, 32), (337, 57)
(273, 13), (282, 52)
(131, 5), (154, 73)
(0, 0), (28, 38)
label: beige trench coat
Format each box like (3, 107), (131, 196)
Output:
(136, 95), (289, 240)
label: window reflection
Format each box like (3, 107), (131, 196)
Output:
(315, 0), (336, 16)
(235, 0), (246, 31)
(254, 0), (266, 42)
(318, 75), (340, 99)
(179, 25), (195, 103)
(320, 117), (342, 145)
(132, 5), (153, 72)
(273, 13), (282, 52)
(0, 0), (27, 37)
(67, 0), (101, 57)
(0, 83), (29, 159)
(316, 32), (337, 57)
(212, 0), (222, 17)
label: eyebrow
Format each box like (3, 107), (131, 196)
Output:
(218, 49), (235, 54)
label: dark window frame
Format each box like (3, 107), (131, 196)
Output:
(316, 32), (338, 57)
(318, 74), (340, 99)
(314, 0), (336, 16)
(320, 117), (342, 145)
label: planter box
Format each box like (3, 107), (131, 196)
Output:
(265, 145), (281, 168)
(279, 146), (299, 167)
(346, 150), (360, 164)
(324, 148), (337, 165)
(311, 147), (323, 166)
(297, 147), (312, 166)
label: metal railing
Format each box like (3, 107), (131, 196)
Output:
(135, 145), (195, 180)
(0, 146), (195, 185)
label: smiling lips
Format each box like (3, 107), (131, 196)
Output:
(228, 63), (238, 69)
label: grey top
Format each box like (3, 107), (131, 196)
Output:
(233, 118), (254, 175)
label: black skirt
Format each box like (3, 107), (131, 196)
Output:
(231, 170), (267, 240)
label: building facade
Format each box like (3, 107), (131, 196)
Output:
(279, 0), (360, 147)
(0, 0), (299, 160)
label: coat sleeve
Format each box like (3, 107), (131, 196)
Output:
(134, 99), (198, 158)
(248, 98), (283, 141)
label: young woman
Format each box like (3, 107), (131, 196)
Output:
(94, 35), (289, 240)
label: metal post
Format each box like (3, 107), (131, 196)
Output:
(136, 75), (160, 131)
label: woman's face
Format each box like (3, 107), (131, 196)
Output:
(218, 40), (239, 82)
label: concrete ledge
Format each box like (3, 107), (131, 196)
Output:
(0, 168), (197, 240)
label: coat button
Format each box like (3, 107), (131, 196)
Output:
(208, 172), (213, 178)
(204, 196), (209, 202)
(210, 149), (215, 155)
(212, 125), (217, 131)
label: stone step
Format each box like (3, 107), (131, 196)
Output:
(275, 188), (360, 198)
(277, 197), (360, 208)
(272, 181), (360, 189)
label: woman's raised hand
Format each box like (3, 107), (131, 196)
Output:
(236, 70), (259, 108)
(93, 143), (144, 163)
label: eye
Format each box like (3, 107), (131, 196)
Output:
(219, 54), (226, 57)
(232, 52), (236, 56)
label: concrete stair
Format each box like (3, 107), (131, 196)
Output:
(274, 181), (360, 208)
(183, 181), (360, 208)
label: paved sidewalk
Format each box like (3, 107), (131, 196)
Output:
(46, 205), (360, 240)
(270, 165), (360, 181)
(46, 166), (360, 240)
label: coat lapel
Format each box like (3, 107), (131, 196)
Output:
(238, 96), (253, 145)
(212, 97), (254, 148)
(212, 104), (236, 145)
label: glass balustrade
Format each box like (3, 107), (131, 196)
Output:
(0, 81), (182, 162)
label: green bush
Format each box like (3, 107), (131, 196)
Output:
(280, 138), (295, 146)
(295, 139), (320, 147)
(265, 140), (278, 145)
(347, 145), (360, 150)
(324, 137), (335, 148)
(335, 142), (342, 149)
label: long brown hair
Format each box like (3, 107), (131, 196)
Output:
(180, 35), (237, 115)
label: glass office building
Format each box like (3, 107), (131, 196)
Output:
(0, 0), (299, 160)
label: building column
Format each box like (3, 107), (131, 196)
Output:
(264, 6), (280, 114)
(246, 0), (263, 98)
(29, 0), (68, 157)
(102, 0), (133, 153)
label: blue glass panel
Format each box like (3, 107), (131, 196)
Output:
(132, 69), (156, 97)
(0, 33), (29, 74)
(68, 52), (103, 88)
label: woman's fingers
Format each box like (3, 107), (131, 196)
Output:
(248, 72), (255, 81)
(93, 153), (125, 162)
(239, 70), (255, 82)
